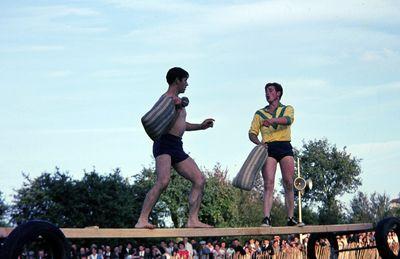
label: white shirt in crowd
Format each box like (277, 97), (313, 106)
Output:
(185, 242), (193, 257)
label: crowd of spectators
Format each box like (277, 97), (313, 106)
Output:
(20, 231), (398, 259)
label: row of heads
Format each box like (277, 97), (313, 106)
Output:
(166, 67), (283, 99)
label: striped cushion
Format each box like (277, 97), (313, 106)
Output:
(232, 145), (268, 191)
(141, 95), (176, 141)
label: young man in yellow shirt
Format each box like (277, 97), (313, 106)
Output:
(249, 82), (303, 227)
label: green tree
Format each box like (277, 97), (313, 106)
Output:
(394, 193), (400, 217)
(348, 191), (396, 224)
(369, 192), (395, 222)
(0, 191), (8, 226)
(348, 191), (373, 223)
(298, 138), (362, 224)
(233, 189), (263, 227)
(11, 168), (139, 227)
(11, 169), (75, 226)
(72, 168), (138, 227)
(200, 165), (241, 227)
(300, 207), (319, 225)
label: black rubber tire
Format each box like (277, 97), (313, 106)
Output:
(307, 232), (339, 259)
(375, 217), (400, 259)
(0, 220), (70, 259)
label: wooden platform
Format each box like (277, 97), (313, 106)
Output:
(0, 223), (373, 239)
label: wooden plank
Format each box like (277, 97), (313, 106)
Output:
(62, 223), (373, 238)
(0, 223), (373, 239)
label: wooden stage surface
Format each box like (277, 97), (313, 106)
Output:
(0, 223), (373, 239)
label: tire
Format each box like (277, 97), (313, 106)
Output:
(307, 232), (338, 259)
(0, 220), (70, 259)
(375, 217), (400, 259)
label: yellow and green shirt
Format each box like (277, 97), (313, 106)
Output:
(249, 103), (294, 143)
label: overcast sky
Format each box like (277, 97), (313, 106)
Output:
(1, 0), (399, 204)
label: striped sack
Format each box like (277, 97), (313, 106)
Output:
(141, 95), (176, 141)
(232, 145), (268, 191)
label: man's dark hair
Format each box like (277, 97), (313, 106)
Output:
(265, 82), (283, 99)
(166, 67), (189, 84)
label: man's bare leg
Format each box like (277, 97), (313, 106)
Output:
(135, 155), (172, 229)
(174, 157), (212, 228)
(262, 157), (278, 218)
(280, 156), (295, 218)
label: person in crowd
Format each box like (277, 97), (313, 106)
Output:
(213, 243), (225, 259)
(80, 247), (88, 258)
(198, 240), (211, 258)
(158, 246), (170, 259)
(225, 244), (235, 259)
(71, 244), (79, 259)
(176, 241), (189, 259)
(220, 241), (227, 255)
(151, 245), (162, 259)
(124, 242), (134, 259)
(183, 237), (193, 258)
(231, 238), (245, 256)
(144, 247), (152, 259)
(37, 249), (46, 259)
(206, 241), (214, 253)
(103, 245), (112, 259)
(261, 239), (274, 256)
(137, 244), (146, 258)
(88, 246), (99, 259)
(111, 246), (121, 259)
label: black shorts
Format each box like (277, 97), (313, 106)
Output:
(153, 134), (189, 165)
(266, 141), (294, 162)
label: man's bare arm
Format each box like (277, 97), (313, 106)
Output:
(249, 133), (263, 145)
(186, 119), (214, 131)
(262, 117), (291, 127)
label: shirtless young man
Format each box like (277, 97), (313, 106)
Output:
(135, 67), (214, 229)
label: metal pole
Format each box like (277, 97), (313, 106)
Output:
(297, 158), (302, 223)
(297, 157), (300, 178)
(299, 191), (302, 223)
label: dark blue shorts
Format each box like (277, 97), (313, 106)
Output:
(153, 134), (189, 164)
(266, 141), (294, 162)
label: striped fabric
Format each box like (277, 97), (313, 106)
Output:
(141, 95), (176, 141)
(233, 145), (268, 191)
